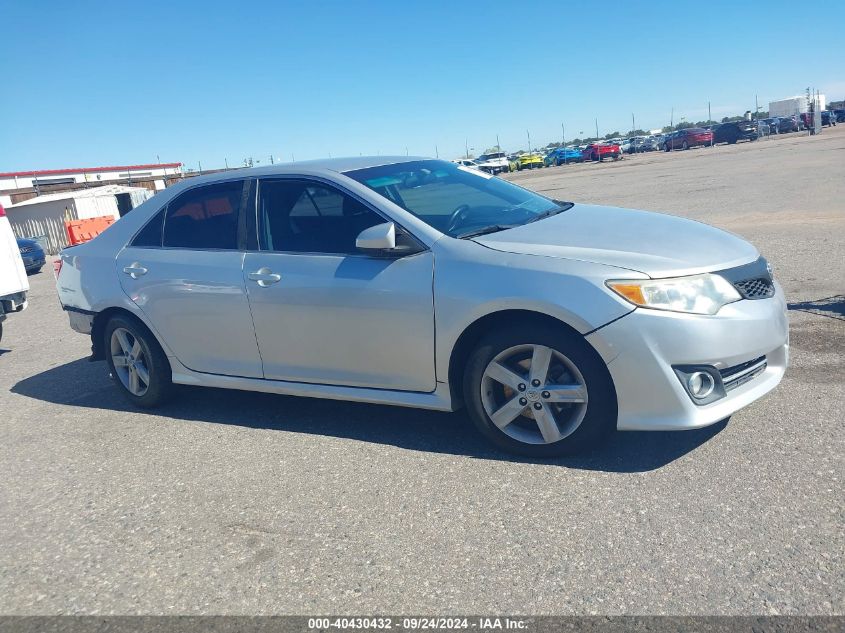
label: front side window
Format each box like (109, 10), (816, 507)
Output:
(162, 180), (244, 250)
(258, 180), (385, 254)
(345, 159), (567, 238)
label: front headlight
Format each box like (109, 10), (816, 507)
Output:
(606, 273), (741, 315)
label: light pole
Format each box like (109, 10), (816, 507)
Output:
(595, 118), (599, 140)
(526, 129), (531, 155)
(561, 123), (566, 164)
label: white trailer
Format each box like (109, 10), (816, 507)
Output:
(769, 94), (826, 118)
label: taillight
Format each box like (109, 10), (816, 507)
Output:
(53, 258), (63, 278)
(0, 203), (6, 217)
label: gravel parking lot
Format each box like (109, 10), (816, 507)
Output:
(1, 128), (843, 615)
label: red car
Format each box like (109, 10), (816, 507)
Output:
(663, 128), (713, 151)
(582, 143), (621, 161)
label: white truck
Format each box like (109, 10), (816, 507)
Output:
(0, 203), (29, 343)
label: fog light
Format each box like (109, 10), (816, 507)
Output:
(687, 371), (715, 399)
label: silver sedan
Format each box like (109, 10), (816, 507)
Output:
(56, 157), (788, 456)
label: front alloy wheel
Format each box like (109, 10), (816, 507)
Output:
(464, 325), (616, 456)
(481, 344), (588, 445)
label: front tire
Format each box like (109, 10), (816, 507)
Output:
(104, 315), (172, 408)
(463, 324), (617, 457)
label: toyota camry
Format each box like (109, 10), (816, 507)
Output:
(55, 157), (788, 456)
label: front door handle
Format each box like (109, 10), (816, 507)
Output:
(122, 263), (148, 279)
(248, 267), (281, 287)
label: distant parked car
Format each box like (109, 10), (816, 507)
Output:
(581, 143), (621, 161)
(511, 153), (545, 171)
(544, 147), (583, 166)
(453, 159), (480, 169)
(474, 151), (510, 175)
(821, 111), (836, 127)
(834, 109), (845, 123)
(777, 116), (801, 134)
(17, 238), (45, 274)
(712, 121), (759, 145)
(641, 136), (661, 151)
(663, 128), (713, 151)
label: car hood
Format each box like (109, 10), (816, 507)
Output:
(472, 204), (759, 277)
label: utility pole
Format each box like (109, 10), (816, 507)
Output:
(595, 118), (599, 140)
(225, 158), (229, 169)
(198, 161), (203, 175)
(631, 113), (635, 133)
(435, 145), (439, 158)
(526, 129), (531, 154)
(755, 94), (759, 121)
(496, 134), (500, 151)
(465, 138), (469, 159)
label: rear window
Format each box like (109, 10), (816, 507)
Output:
(162, 181), (244, 250)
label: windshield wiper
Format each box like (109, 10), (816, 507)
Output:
(456, 224), (518, 239)
(525, 201), (574, 224)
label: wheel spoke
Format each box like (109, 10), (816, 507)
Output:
(529, 345), (553, 385)
(112, 355), (129, 368)
(545, 384), (587, 403)
(134, 362), (150, 387)
(115, 329), (132, 355)
(128, 366), (140, 394)
(130, 339), (142, 361)
(484, 362), (525, 390)
(533, 403), (563, 443)
(490, 397), (527, 429)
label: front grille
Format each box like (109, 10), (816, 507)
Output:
(19, 246), (35, 254)
(720, 355), (767, 392)
(734, 277), (775, 299)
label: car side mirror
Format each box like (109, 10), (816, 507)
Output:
(356, 222), (423, 258)
(356, 222), (396, 254)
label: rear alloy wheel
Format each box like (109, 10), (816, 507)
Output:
(464, 326), (616, 456)
(682, 140), (689, 150)
(105, 315), (172, 408)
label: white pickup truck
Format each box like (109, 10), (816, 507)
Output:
(0, 204), (29, 343)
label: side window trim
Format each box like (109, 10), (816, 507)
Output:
(254, 176), (426, 256)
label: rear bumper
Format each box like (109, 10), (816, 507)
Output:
(22, 255), (46, 271)
(586, 284), (789, 430)
(0, 291), (28, 320)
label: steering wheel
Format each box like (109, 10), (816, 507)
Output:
(446, 204), (471, 234)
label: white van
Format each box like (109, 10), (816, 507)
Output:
(0, 203), (29, 342)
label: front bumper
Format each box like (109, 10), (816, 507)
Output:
(586, 284), (789, 430)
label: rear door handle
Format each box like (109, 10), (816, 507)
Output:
(248, 267), (281, 287)
(122, 263), (148, 279)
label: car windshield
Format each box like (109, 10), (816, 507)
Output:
(345, 159), (569, 238)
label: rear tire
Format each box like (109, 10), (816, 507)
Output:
(104, 314), (173, 408)
(682, 141), (689, 150)
(463, 324), (617, 457)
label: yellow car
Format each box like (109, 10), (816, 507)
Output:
(509, 153), (545, 171)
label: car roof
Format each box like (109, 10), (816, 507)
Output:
(175, 156), (431, 188)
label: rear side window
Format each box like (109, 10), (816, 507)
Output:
(162, 181), (244, 250)
(131, 209), (165, 247)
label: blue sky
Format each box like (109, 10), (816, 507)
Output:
(1, 0), (843, 171)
